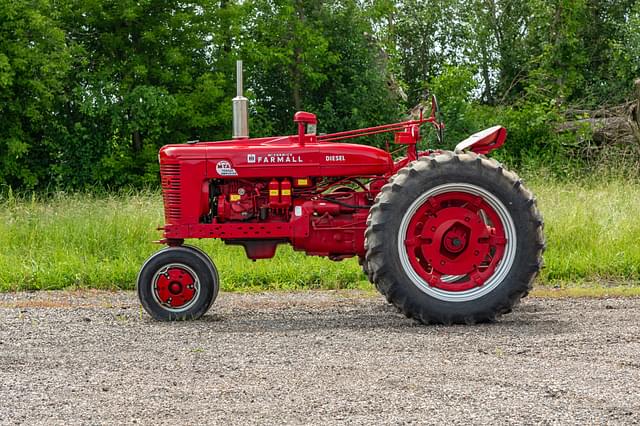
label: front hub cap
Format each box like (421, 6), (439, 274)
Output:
(152, 263), (200, 312)
(399, 184), (517, 302)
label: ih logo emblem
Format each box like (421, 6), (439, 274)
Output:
(247, 154), (256, 163)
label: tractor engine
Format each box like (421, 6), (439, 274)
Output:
(211, 177), (373, 260)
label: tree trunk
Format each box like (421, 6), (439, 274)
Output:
(291, 1), (304, 111)
(634, 79), (640, 123)
(292, 46), (302, 111)
(220, 0), (231, 55)
(630, 78), (640, 143)
(132, 130), (142, 153)
(480, 43), (493, 104)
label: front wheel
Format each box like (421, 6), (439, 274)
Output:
(137, 246), (219, 321)
(365, 151), (544, 324)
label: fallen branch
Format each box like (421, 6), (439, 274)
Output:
(557, 79), (640, 147)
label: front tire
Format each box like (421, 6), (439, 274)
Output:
(137, 246), (219, 321)
(365, 151), (544, 324)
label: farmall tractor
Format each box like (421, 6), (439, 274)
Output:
(137, 62), (545, 324)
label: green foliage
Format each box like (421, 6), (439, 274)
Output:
(0, 0), (71, 189)
(388, 0), (472, 105)
(384, 0), (639, 108)
(53, 0), (235, 188)
(2, 0), (640, 190)
(244, 0), (400, 136)
(425, 65), (477, 149)
(371, 0), (640, 173)
(420, 65), (572, 172)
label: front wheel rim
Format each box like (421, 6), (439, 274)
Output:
(151, 263), (201, 313)
(398, 183), (517, 302)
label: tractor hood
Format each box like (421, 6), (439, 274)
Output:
(159, 135), (394, 179)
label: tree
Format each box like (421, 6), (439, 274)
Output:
(381, 0), (473, 106)
(55, 0), (238, 187)
(0, 0), (71, 189)
(243, 0), (401, 136)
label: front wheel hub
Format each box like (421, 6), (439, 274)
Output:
(152, 263), (200, 312)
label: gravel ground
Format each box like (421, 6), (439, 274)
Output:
(1, 290), (639, 425)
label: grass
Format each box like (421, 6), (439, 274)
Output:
(1, 178), (640, 293)
(0, 191), (366, 292)
(532, 179), (640, 285)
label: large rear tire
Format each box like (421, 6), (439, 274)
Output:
(358, 256), (373, 283)
(365, 151), (544, 324)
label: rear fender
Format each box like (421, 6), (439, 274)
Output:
(454, 125), (506, 155)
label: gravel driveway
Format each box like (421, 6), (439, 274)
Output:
(1, 290), (639, 425)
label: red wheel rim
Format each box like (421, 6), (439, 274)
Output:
(153, 263), (199, 311)
(404, 191), (508, 293)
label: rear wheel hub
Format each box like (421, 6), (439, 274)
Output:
(442, 226), (467, 254)
(402, 189), (510, 294)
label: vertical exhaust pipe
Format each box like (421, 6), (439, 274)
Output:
(232, 60), (249, 139)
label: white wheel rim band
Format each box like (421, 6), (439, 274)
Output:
(397, 183), (517, 302)
(151, 263), (201, 313)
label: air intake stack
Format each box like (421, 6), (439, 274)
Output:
(232, 60), (249, 139)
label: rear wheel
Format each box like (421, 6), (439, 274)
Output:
(365, 151), (544, 324)
(137, 246), (219, 321)
(358, 256), (373, 283)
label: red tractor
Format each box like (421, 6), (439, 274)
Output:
(137, 62), (545, 324)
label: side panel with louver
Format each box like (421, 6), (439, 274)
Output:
(160, 163), (182, 224)
(158, 144), (208, 231)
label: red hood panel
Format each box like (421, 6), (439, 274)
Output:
(160, 136), (394, 178)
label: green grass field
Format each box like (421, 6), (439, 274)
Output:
(1, 179), (640, 293)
